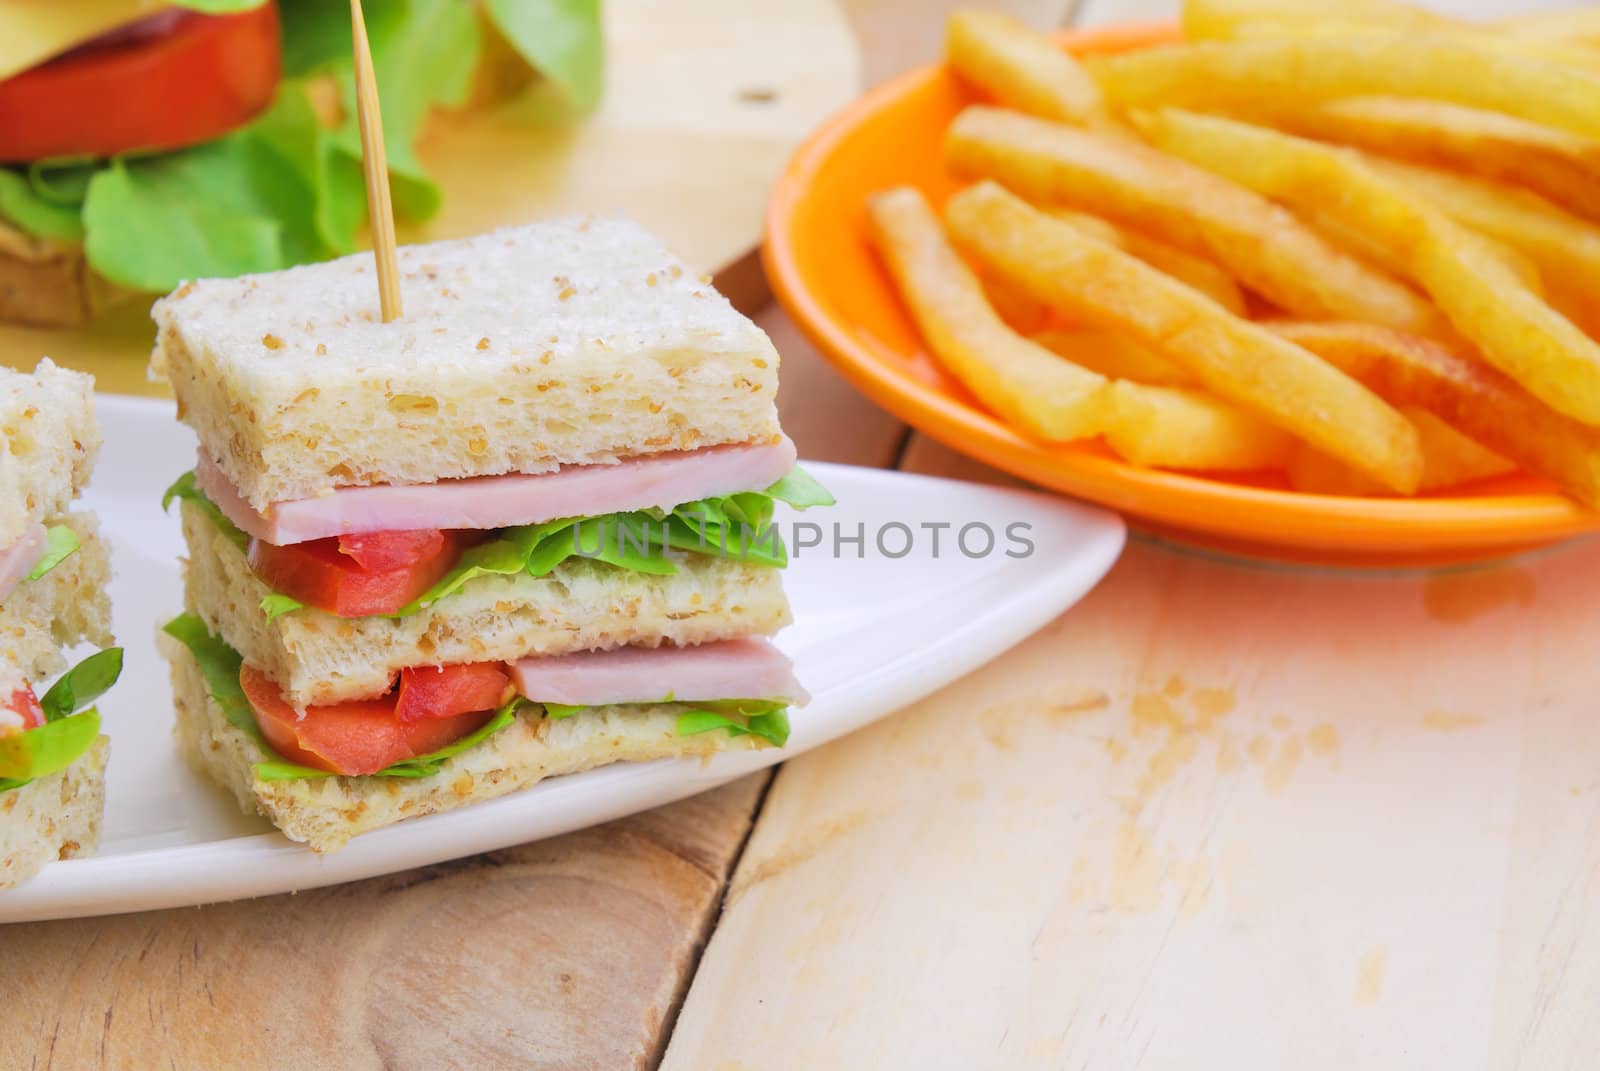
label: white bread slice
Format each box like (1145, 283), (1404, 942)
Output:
(163, 636), (763, 852)
(180, 500), (792, 706)
(0, 512), (113, 682)
(0, 735), (107, 888)
(0, 360), (99, 549)
(150, 218), (782, 512)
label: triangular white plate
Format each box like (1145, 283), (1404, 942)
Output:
(0, 396), (1124, 921)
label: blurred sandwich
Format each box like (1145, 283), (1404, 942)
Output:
(154, 218), (830, 852)
(0, 361), (122, 889)
(0, 0), (603, 325)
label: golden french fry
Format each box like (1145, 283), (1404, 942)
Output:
(1301, 200), (1545, 298)
(1494, 8), (1600, 48)
(979, 272), (1052, 336)
(1279, 97), (1600, 222)
(1050, 210), (1247, 313)
(1032, 328), (1197, 387)
(1106, 381), (1292, 471)
(1287, 407), (1514, 496)
(944, 181), (1422, 491)
(945, 106), (1440, 332)
(1359, 155), (1600, 291)
(1142, 109), (1600, 426)
(945, 9), (1115, 130)
(1087, 37), (1600, 140)
(1184, 0), (1446, 41)
(1183, 1), (1600, 71)
(865, 186), (1110, 442)
(1271, 321), (1600, 507)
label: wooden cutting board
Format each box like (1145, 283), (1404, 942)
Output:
(0, 0), (861, 395)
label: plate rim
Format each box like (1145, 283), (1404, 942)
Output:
(1, 417), (1126, 922)
(761, 20), (1600, 559)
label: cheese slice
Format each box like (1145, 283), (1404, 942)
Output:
(1, 1), (175, 81)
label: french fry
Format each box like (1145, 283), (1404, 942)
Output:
(1141, 109), (1600, 426)
(1359, 155), (1600, 291)
(1086, 37), (1600, 140)
(865, 186), (1110, 442)
(945, 9), (1115, 130)
(1271, 321), (1600, 507)
(1494, 8), (1600, 49)
(945, 106), (1441, 333)
(1050, 210), (1246, 313)
(1300, 191), (1545, 298)
(1106, 381), (1292, 471)
(1032, 328), (1196, 387)
(1287, 407), (1514, 496)
(1182, 0), (1600, 71)
(1183, 0), (1446, 42)
(944, 181), (1422, 491)
(1278, 97), (1600, 222)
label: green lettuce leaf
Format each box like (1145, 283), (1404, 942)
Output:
(260, 594), (305, 622)
(0, 0), (605, 283)
(0, 647), (123, 790)
(543, 698), (792, 747)
(39, 648), (123, 722)
(673, 699), (791, 746)
(163, 471), (248, 550)
(0, 170), (84, 241)
(0, 710), (101, 787)
(484, 0), (605, 113)
(168, 464), (833, 620)
(766, 466), (837, 509)
(163, 613), (522, 782)
(23, 524), (80, 583)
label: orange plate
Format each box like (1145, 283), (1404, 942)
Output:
(763, 21), (1600, 565)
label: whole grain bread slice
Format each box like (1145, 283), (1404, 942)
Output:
(163, 635), (765, 852)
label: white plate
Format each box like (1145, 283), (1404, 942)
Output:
(0, 396), (1124, 922)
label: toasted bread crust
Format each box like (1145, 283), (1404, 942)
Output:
(0, 230), (126, 327)
(163, 636), (763, 852)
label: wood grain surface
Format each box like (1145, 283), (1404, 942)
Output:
(10, 0), (1599, 1068)
(661, 2), (1600, 1068)
(4, 777), (765, 1071)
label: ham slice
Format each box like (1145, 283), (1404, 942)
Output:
(0, 523), (48, 605)
(196, 438), (798, 546)
(510, 638), (806, 707)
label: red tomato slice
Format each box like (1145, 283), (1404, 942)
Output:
(395, 663), (512, 723)
(240, 665), (498, 777)
(0, 3), (281, 162)
(248, 531), (462, 617)
(4, 687), (45, 732)
(338, 530), (448, 572)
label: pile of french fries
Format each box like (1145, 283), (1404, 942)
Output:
(867, 1), (1600, 504)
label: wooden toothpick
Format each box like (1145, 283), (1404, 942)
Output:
(350, 0), (402, 322)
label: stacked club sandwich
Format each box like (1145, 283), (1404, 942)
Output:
(154, 218), (830, 852)
(0, 361), (122, 888)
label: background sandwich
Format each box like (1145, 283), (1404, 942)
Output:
(0, 0), (603, 324)
(0, 361), (122, 888)
(154, 218), (829, 851)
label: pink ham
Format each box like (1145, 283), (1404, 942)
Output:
(0, 523), (48, 605)
(196, 438), (798, 546)
(510, 638), (806, 707)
